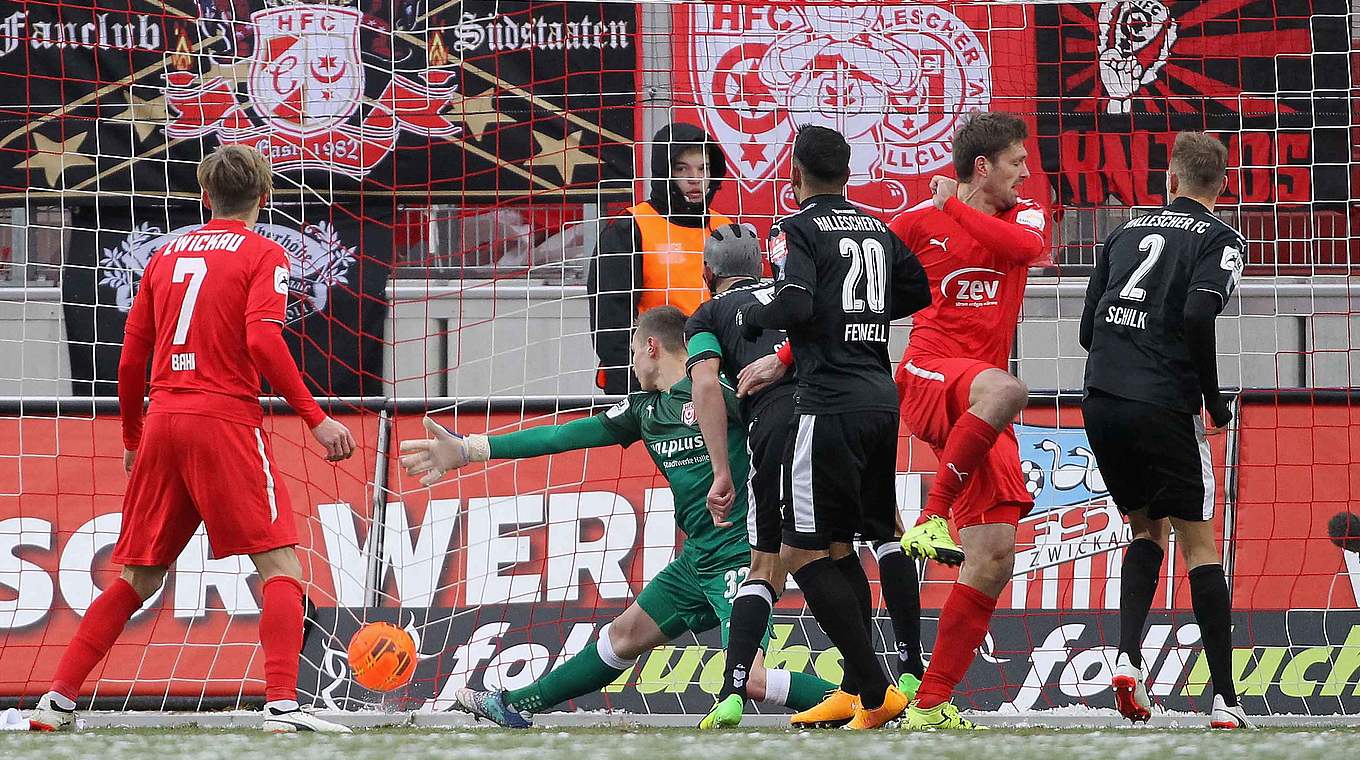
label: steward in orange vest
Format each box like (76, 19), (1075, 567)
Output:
(587, 123), (730, 394)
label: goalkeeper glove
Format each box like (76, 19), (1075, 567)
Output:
(398, 416), (491, 486)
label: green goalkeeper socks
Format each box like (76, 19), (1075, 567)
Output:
(504, 640), (627, 713)
(783, 671), (838, 711)
(502, 636), (832, 715)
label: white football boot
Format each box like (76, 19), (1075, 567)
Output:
(28, 693), (77, 732)
(1111, 652), (1152, 723)
(262, 702), (352, 733)
(1209, 694), (1253, 729)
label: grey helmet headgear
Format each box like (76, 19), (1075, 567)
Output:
(703, 223), (762, 279)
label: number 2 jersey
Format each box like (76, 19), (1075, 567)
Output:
(123, 218), (322, 432)
(1083, 196), (1245, 414)
(770, 194), (931, 414)
(889, 196), (1048, 370)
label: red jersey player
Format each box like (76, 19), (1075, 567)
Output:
(889, 113), (1049, 729)
(28, 145), (356, 733)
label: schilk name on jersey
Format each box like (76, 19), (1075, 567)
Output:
(1105, 305), (1147, 330)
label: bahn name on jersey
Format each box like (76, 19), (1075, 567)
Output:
(170, 352), (196, 371)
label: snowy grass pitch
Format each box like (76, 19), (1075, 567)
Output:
(5, 725), (1360, 760)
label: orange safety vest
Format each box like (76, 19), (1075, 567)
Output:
(629, 201), (731, 316)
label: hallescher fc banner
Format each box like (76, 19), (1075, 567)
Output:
(0, 0), (639, 204)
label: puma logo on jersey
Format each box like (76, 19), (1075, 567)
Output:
(947, 463), (968, 482)
(929, 237), (949, 251)
(941, 267), (1004, 307)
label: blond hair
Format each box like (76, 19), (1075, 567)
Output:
(197, 144), (273, 216)
(1169, 132), (1228, 196)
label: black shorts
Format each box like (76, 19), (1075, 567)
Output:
(745, 390), (793, 554)
(1082, 390), (1215, 522)
(781, 410), (898, 550)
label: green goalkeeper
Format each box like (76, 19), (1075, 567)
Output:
(398, 306), (835, 727)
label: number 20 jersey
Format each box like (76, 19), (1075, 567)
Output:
(770, 193), (930, 415)
(124, 218), (293, 428)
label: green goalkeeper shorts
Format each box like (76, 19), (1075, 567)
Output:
(635, 551), (772, 649)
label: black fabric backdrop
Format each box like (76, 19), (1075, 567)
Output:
(19, 0), (643, 395)
(63, 200), (394, 397)
(1036, 0), (1352, 208)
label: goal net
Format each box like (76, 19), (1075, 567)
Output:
(1, 0), (1357, 720)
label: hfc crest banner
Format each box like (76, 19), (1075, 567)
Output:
(673, 2), (1041, 222)
(0, 0), (639, 205)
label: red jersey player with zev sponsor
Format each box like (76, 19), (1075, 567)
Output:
(27, 145), (357, 734)
(888, 112), (1050, 729)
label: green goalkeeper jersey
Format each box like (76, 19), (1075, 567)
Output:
(487, 376), (750, 575)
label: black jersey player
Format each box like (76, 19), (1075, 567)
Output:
(684, 223), (795, 728)
(1080, 131), (1249, 729)
(737, 125), (931, 729)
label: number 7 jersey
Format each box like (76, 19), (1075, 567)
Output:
(123, 218), (293, 427)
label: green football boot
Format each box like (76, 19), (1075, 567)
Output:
(898, 672), (922, 702)
(905, 700), (983, 730)
(698, 693), (744, 729)
(901, 516), (965, 566)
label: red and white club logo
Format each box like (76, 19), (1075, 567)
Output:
(688, 4), (991, 215)
(165, 3), (463, 179)
(249, 7), (364, 134)
(682, 402), (697, 428)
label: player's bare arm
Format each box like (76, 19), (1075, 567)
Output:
(688, 356), (735, 526)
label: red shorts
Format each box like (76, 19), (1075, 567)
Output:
(895, 356), (1032, 527)
(112, 413), (298, 565)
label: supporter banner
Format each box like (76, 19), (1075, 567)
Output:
(5, 400), (1357, 716)
(672, 2), (1044, 228)
(0, 411), (379, 701)
(0, 1), (638, 205)
(62, 200), (393, 396)
(300, 606), (1360, 716)
(1036, 0), (1352, 207)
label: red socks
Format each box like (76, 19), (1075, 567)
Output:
(51, 578), (143, 700)
(914, 582), (998, 709)
(260, 576), (305, 702)
(50, 575), (307, 704)
(919, 412), (1001, 524)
